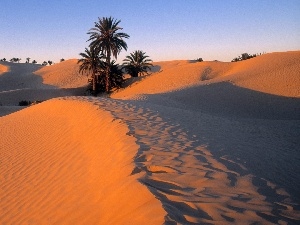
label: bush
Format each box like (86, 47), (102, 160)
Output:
(18, 100), (43, 106)
(19, 100), (31, 106)
(231, 52), (261, 62)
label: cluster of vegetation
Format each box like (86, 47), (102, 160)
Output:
(42, 60), (53, 66)
(195, 58), (203, 62)
(78, 16), (153, 95)
(0, 57), (65, 65)
(18, 100), (31, 106)
(10, 58), (22, 63)
(18, 100), (43, 106)
(231, 52), (264, 62)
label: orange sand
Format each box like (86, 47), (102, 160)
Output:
(0, 98), (164, 224)
(34, 59), (88, 88)
(0, 51), (299, 224)
(0, 64), (9, 74)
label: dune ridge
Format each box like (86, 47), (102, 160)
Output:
(0, 60), (87, 115)
(0, 98), (165, 224)
(1, 51), (300, 224)
(34, 59), (88, 88)
(113, 51), (300, 99)
(84, 97), (300, 224)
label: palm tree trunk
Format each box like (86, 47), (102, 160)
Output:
(92, 77), (97, 93)
(92, 68), (97, 95)
(105, 50), (111, 93)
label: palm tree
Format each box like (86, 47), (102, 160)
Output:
(78, 47), (105, 94)
(26, 57), (31, 63)
(97, 60), (124, 92)
(123, 50), (153, 77)
(88, 16), (129, 92)
(32, 60), (37, 64)
(48, 60), (53, 65)
(42, 61), (48, 66)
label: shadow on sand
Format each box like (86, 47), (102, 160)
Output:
(157, 81), (300, 120)
(119, 82), (300, 223)
(91, 92), (300, 224)
(0, 62), (87, 116)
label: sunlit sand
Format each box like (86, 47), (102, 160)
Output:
(1, 51), (299, 224)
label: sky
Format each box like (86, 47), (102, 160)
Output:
(1, 0), (299, 63)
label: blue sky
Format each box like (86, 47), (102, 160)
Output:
(1, 0), (299, 63)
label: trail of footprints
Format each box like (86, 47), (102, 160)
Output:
(64, 96), (297, 225)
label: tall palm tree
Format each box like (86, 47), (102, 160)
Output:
(78, 47), (104, 93)
(88, 17), (129, 92)
(123, 50), (153, 77)
(26, 57), (31, 63)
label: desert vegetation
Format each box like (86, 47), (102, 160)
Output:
(122, 50), (153, 77)
(231, 52), (264, 62)
(18, 100), (43, 106)
(78, 17), (153, 95)
(78, 17), (129, 94)
(9, 58), (21, 63)
(0, 58), (54, 65)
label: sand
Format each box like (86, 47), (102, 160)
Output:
(34, 59), (88, 88)
(0, 64), (9, 74)
(0, 61), (87, 114)
(0, 98), (164, 224)
(1, 51), (300, 224)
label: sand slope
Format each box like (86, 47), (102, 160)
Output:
(1, 51), (300, 224)
(113, 51), (300, 98)
(0, 98), (164, 224)
(113, 51), (300, 120)
(0, 60), (87, 115)
(34, 59), (88, 88)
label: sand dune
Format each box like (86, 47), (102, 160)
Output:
(1, 51), (300, 224)
(34, 59), (88, 88)
(0, 98), (164, 224)
(114, 51), (300, 99)
(0, 60), (87, 115)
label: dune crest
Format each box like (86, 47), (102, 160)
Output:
(88, 97), (300, 224)
(113, 51), (300, 99)
(34, 59), (88, 88)
(0, 98), (165, 224)
(0, 61), (86, 116)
